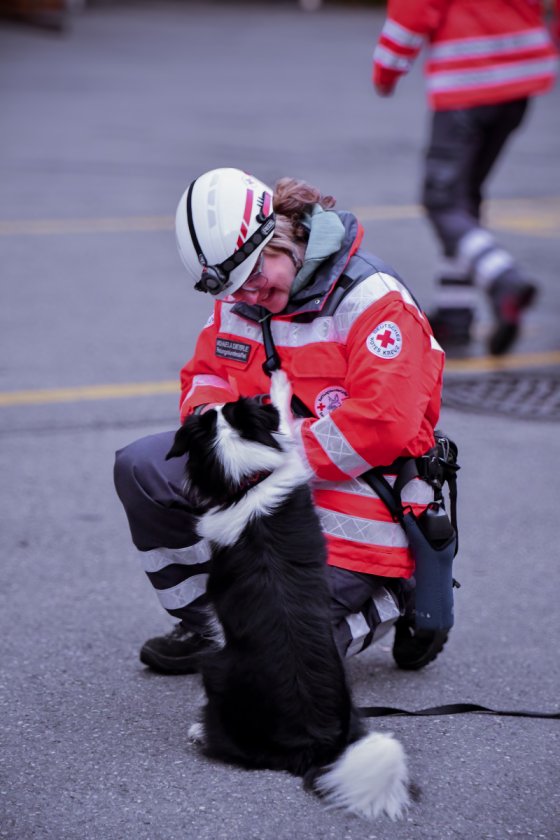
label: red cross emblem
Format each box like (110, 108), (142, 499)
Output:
(376, 329), (395, 348)
(366, 321), (403, 359)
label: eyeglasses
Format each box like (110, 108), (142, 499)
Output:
(243, 251), (266, 287)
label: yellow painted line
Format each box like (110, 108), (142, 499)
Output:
(0, 216), (174, 236)
(0, 380), (179, 406)
(352, 204), (421, 221)
(1, 197), (558, 237)
(354, 197), (560, 238)
(1, 351), (559, 407)
(488, 197), (560, 238)
(445, 349), (560, 374)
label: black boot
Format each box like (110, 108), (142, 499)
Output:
(487, 273), (537, 356)
(140, 622), (220, 675)
(392, 616), (449, 671)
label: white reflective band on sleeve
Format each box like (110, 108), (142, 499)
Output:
(474, 249), (514, 287)
(373, 44), (412, 72)
(183, 374), (232, 402)
(345, 612), (371, 658)
(318, 508), (409, 548)
(334, 272), (421, 341)
(315, 474), (434, 505)
(428, 57), (559, 93)
(382, 18), (424, 49)
(429, 28), (552, 62)
(311, 415), (372, 477)
(141, 541), (211, 573)
(154, 573), (208, 610)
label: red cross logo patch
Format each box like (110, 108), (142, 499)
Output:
(366, 321), (403, 359)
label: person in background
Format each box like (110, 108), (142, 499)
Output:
(114, 167), (448, 677)
(373, 0), (558, 355)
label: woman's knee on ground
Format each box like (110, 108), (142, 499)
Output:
(114, 437), (153, 509)
(114, 431), (178, 510)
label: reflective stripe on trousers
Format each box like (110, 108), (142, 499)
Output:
(114, 431), (405, 652)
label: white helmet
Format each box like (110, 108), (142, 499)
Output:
(175, 167), (275, 299)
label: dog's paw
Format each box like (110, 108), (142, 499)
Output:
(270, 369), (290, 407)
(188, 722), (206, 744)
(269, 370), (293, 437)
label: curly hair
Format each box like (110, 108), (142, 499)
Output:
(264, 177), (336, 260)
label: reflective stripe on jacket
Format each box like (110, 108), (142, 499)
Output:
(178, 213), (444, 578)
(373, 0), (559, 110)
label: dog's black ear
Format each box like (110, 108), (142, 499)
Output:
(165, 414), (201, 460)
(165, 410), (217, 460)
(165, 424), (191, 460)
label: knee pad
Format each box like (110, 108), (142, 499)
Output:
(422, 158), (459, 213)
(422, 131), (472, 214)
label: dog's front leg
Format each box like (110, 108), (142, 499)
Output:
(269, 370), (294, 441)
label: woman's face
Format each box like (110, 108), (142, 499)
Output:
(230, 251), (297, 314)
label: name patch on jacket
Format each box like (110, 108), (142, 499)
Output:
(215, 337), (252, 363)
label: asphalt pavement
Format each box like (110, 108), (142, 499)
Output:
(1, 3), (559, 839)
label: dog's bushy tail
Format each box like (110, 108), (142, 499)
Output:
(313, 731), (409, 821)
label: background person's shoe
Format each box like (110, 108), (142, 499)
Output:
(487, 276), (537, 356)
(392, 616), (449, 671)
(140, 623), (219, 674)
(428, 306), (474, 347)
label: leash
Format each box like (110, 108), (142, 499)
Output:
(359, 702), (560, 720)
(259, 317), (558, 725)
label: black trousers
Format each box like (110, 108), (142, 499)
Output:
(422, 98), (529, 284)
(114, 431), (404, 658)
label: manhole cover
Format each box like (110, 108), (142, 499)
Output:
(442, 372), (560, 421)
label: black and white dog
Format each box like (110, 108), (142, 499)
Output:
(166, 371), (409, 821)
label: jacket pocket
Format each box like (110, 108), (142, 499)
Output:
(290, 344), (348, 418)
(291, 343), (347, 378)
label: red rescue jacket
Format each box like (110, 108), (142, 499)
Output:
(179, 213), (444, 579)
(373, 0), (558, 110)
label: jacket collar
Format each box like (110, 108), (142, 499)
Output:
(231, 211), (363, 323)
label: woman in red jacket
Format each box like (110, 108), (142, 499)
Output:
(373, 0), (558, 355)
(114, 168), (447, 675)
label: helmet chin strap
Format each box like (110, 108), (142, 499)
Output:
(184, 178), (276, 296)
(194, 210), (276, 296)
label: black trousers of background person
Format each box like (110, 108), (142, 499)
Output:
(422, 98), (529, 261)
(114, 431), (404, 658)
